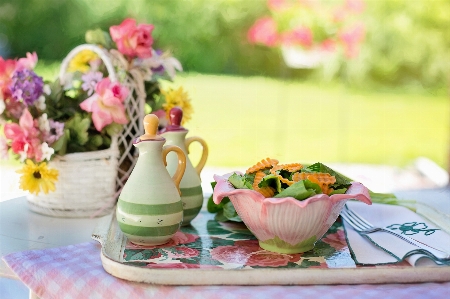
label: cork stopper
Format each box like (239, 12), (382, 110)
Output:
(139, 114), (164, 141)
(161, 107), (187, 133)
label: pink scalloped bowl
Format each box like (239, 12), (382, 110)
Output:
(213, 173), (372, 254)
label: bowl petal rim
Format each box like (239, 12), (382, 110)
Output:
(213, 173), (372, 207)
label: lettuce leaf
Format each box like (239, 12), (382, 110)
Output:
(274, 180), (322, 201)
(228, 173), (252, 189)
(223, 201), (242, 222)
(207, 181), (243, 222)
(258, 173), (282, 193)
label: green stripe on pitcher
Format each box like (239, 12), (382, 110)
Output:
(180, 186), (203, 197)
(118, 222), (180, 237)
(118, 200), (182, 215)
(183, 206), (202, 218)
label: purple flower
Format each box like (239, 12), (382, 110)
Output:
(44, 120), (65, 145)
(9, 69), (44, 106)
(81, 71), (103, 96)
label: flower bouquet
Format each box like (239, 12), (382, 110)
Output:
(247, 0), (366, 68)
(0, 18), (193, 217)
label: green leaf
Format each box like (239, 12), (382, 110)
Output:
(51, 129), (66, 152)
(228, 173), (252, 189)
(207, 182), (232, 213)
(53, 129), (70, 155)
(258, 173), (282, 193)
(89, 134), (103, 147)
(329, 188), (347, 195)
(369, 191), (416, 211)
(213, 211), (230, 223)
(274, 180), (321, 201)
(65, 113), (90, 146)
(222, 201), (242, 222)
(105, 123), (123, 136)
(85, 28), (113, 49)
(304, 162), (352, 190)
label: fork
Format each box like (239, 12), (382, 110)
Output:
(340, 204), (450, 261)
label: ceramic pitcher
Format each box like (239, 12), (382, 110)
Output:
(161, 107), (208, 225)
(116, 114), (186, 245)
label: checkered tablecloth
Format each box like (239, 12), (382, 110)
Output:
(3, 241), (449, 299)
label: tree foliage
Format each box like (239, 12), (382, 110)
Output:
(1, 0), (448, 90)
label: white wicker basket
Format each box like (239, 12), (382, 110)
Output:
(27, 137), (119, 217)
(27, 44), (146, 218)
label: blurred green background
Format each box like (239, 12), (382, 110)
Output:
(1, 0), (449, 169)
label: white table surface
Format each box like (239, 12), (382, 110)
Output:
(0, 196), (108, 279)
(1, 187), (449, 298)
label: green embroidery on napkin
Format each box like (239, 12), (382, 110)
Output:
(387, 222), (439, 236)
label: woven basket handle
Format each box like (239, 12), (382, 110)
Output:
(59, 44), (117, 84)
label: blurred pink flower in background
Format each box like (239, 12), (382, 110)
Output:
(248, 0), (366, 59)
(79, 78), (129, 131)
(16, 52), (38, 70)
(339, 23), (365, 58)
(267, 0), (289, 11)
(281, 27), (313, 48)
(247, 17), (279, 47)
(110, 18), (155, 59)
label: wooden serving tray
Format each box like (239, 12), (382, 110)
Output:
(92, 209), (450, 285)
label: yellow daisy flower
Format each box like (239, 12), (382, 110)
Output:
(161, 87), (193, 125)
(68, 50), (99, 73)
(16, 160), (59, 195)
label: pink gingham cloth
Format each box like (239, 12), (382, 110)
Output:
(3, 241), (450, 299)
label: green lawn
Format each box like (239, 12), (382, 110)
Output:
(26, 64), (450, 170)
(174, 73), (449, 169)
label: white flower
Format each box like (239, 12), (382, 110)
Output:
(38, 113), (50, 133)
(40, 142), (54, 161)
(161, 56), (183, 79)
(18, 144), (29, 162)
(138, 50), (183, 80)
(0, 137), (9, 160)
(43, 84), (51, 95)
(62, 73), (75, 90)
(35, 95), (47, 110)
(0, 99), (5, 115)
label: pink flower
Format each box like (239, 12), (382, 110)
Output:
(267, 0), (288, 11)
(247, 17), (279, 47)
(3, 109), (41, 160)
(321, 230), (347, 250)
(345, 0), (365, 13)
(3, 97), (25, 119)
(320, 39), (336, 52)
(79, 78), (129, 132)
(280, 27), (313, 48)
(16, 52), (38, 70)
(339, 23), (365, 58)
(163, 247), (199, 259)
(0, 57), (17, 100)
(211, 242), (301, 267)
(109, 18), (154, 58)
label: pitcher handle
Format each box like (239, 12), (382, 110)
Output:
(185, 136), (209, 176)
(162, 145), (186, 195)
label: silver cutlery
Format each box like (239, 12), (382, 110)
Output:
(340, 204), (450, 261)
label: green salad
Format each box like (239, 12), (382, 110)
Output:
(208, 161), (416, 222)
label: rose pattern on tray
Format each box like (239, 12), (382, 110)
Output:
(123, 211), (356, 269)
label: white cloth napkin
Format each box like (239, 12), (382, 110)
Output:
(343, 201), (450, 267)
